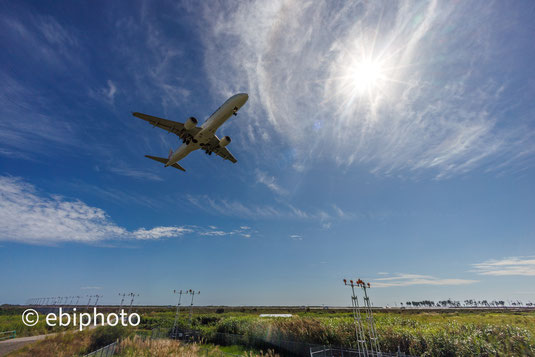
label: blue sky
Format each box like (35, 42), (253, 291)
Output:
(1, 0), (534, 307)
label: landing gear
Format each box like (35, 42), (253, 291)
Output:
(232, 106), (238, 116)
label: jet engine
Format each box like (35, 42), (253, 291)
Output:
(219, 136), (231, 147)
(184, 117), (198, 130)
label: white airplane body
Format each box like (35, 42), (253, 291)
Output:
(133, 93), (248, 172)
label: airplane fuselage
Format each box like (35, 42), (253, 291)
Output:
(165, 93), (248, 166)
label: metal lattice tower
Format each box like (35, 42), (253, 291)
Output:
(171, 289), (185, 338)
(94, 294), (102, 306)
(188, 290), (200, 327)
(127, 293), (139, 315)
(86, 295), (93, 309)
(344, 279), (369, 356)
(118, 293), (126, 313)
(358, 280), (381, 355)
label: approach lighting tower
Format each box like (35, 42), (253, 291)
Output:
(171, 289), (185, 338)
(188, 290), (200, 326)
(344, 279), (368, 355)
(358, 279), (381, 355)
(127, 293), (139, 314)
(94, 294), (102, 306)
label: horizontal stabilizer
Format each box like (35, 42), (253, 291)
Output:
(145, 155), (186, 172)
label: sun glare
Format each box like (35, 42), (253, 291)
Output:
(351, 59), (384, 93)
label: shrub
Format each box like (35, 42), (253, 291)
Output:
(88, 325), (128, 351)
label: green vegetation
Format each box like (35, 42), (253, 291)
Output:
(117, 336), (278, 356)
(2, 307), (534, 356)
(6, 326), (131, 357)
(0, 307), (70, 338)
(136, 309), (535, 356)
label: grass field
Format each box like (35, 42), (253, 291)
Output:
(136, 307), (535, 356)
(2, 306), (534, 356)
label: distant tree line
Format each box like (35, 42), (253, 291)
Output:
(400, 299), (534, 308)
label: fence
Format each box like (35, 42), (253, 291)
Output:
(0, 330), (16, 341)
(83, 341), (118, 357)
(310, 346), (410, 357)
(162, 328), (415, 357)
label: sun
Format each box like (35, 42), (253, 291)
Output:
(350, 59), (384, 93)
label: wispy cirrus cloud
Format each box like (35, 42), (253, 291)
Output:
(471, 256), (535, 276)
(200, 0), (535, 178)
(0, 176), (247, 245)
(186, 194), (344, 223)
(113, 9), (191, 111)
(373, 273), (478, 287)
(199, 226), (252, 238)
(108, 166), (163, 181)
(255, 169), (286, 195)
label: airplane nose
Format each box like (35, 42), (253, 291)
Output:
(240, 93), (248, 104)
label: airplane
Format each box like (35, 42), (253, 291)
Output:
(133, 93), (248, 172)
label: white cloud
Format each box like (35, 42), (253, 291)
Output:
(255, 169), (286, 195)
(0, 176), (188, 244)
(113, 12), (190, 110)
(472, 256), (535, 276)
(373, 273), (478, 287)
(199, 225), (253, 238)
(109, 166), (163, 181)
(290, 234), (303, 241)
(132, 227), (192, 240)
(200, 230), (229, 237)
(106, 80), (117, 100)
(200, 0), (535, 178)
(186, 194), (343, 223)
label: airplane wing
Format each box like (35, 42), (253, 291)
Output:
(206, 135), (237, 163)
(132, 112), (201, 139)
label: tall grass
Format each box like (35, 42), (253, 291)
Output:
(116, 335), (279, 356)
(193, 313), (535, 356)
(7, 330), (93, 357)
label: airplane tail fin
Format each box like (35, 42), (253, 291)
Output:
(145, 155), (186, 172)
(168, 149), (173, 160)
